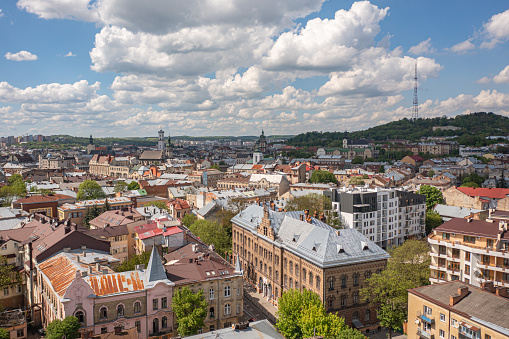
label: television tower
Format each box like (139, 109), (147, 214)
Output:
(412, 61), (418, 121)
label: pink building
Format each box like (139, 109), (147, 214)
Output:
(36, 247), (174, 339)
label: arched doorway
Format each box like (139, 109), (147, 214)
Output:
(152, 318), (159, 334)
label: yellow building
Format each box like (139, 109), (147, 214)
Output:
(408, 281), (509, 339)
(428, 218), (509, 288)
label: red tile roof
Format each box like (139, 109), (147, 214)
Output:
(163, 226), (183, 236)
(15, 194), (74, 204)
(456, 187), (509, 199)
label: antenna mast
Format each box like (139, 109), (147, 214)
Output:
(412, 62), (418, 121)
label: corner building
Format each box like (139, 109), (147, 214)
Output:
(231, 205), (390, 328)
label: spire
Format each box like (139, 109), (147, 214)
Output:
(89, 134), (93, 145)
(146, 245), (167, 283)
(234, 254), (243, 275)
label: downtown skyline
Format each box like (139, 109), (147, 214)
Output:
(1, 0), (509, 137)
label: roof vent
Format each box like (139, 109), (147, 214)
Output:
(102, 269), (108, 275)
(63, 247), (71, 253)
(81, 245), (87, 250)
(81, 271), (88, 277)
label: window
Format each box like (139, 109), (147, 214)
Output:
(309, 273), (313, 285)
(303, 268), (306, 281)
(162, 316), (168, 328)
(465, 252), (471, 261)
(352, 311), (359, 320)
(365, 309), (370, 322)
(100, 307), (107, 319)
(75, 311), (84, 323)
(327, 298), (333, 309)
(442, 233), (450, 240)
(117, 304), (124, 316)
(341, 275), (347, 288)
(451, 318), (458, 328)
(423, 305), (432, 315)
(365, 271), (371, 280)
(210, 307), (215, 318)
(17, 329), (24, 337)
(485, 335), (492, 339)
(440, 313), (445, 322)
(224, 286), (231, 297)
(328, 277), (334, 290)
(340, 294), (347, 308)
(316, 276), (320, 289)
(237, 304), (240, 314)
(353, 292), (359, 305)
(161, 297), (167, 309)
(353, 273), (359, 286)
(465, 265), (470, 275)
(225, 304), (231, 315)
(224, 322), (232, 328)
(101, 328), (107, 334)
(463, 235), (476, 244)
(3, 287), (8, 296)
(439, 329), (445, 338)
(152, 318), (159, 334)
(153, 299), (158, 310)
(135, 321), (141, 333)
(209, 288), (215, 300)
(134, 301), (141, 314)
(209, 325), (215, 332)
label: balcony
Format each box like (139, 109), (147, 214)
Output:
(417, 311), (435, 324)
(417, 328), (434, 339)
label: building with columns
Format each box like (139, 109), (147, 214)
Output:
(231, 204), (389, 328)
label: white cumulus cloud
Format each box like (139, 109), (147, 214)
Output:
(64, 51), (75, 57)
(450, 39), (475, 54)
(409, 38), (435, 55)
(5, 50), (37, 61)
(480, 8), (509, 49)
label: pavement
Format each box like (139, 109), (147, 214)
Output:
(366, 328), (407, 339)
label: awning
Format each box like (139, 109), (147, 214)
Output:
(352, 319), (364, 329)
(459, 321), (479, 332)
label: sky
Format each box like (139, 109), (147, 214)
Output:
(1, 0), (509, 138)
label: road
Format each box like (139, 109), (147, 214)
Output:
(241, 297), (276, 325)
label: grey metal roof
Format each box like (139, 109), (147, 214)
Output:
(433, 204), (483, 220)
(146, 246), (172, 285)
(186, 319), (284, 339)
(232, 205), (389, 268)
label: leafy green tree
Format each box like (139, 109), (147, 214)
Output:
(427, 170), (435, 177)
(425, 210), (443, 234)
(361, 240), (430, 338)
(102, 198), (111, 213)
(8, 174), (23, 184)
(461, 181), (480, 187)
(352, 156), (364, 164)
(461, 172), (486, 187)
(172, 287), (207, 336)
(82, 205), (101, 229)
(348, 176), (365, 186)
(0, 328), (9, 339)
(416, 185), (444, 211)
(310, 170), (338, 184)
(114, 251), (151, 272)
(0, 255), (21, 288)
(114, 181), (128, 193)
(127, 181), (140, 190)
(46, 316), (81, 339)
(182, 214), (198, 228)
(285, 193), (331, 216)
(0, 174), (27, 206)
(76, 180), (106, 201)
(378, 165), (385, 173)
(277, 289), (364, 339)
(188, 220), (231, 258)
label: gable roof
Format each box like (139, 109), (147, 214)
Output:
(146, 246), (170, 284)
(456, 187), (509, 199)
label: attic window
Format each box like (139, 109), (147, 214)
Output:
(337, 244), (344, 253)
(312, 246), (316, 251)
(361, 241), (369, 250)
(292, 234), (300, 242)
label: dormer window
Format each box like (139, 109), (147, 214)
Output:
(337, 244), (344, 253)
(361, 241), (369, 250)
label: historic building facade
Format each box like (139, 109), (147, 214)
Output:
(231, 204), (389, 328)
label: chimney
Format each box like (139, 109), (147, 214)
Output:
(89, 266), (93, 274)
(449, 285), (469, 306)
(96, 262), (101, 271)
(320, 213), (326, 222)
(496, 287), (509, 299)
(305, 209), (309, 217)
(482, 281), (495, 293)
(313, 211), (318, 218)
(64, 225), (71, 234)
(300, 214), (304, 221)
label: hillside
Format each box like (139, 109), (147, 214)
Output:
(287, 112), (509, 147)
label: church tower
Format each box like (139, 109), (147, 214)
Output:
(157, 130), (165, 152)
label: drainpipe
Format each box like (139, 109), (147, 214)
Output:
(29, 241), (34, 323)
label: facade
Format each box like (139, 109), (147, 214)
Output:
(164, 243), (244, 332)
(231, 205), (389, 328)
(428, 218), (509, 288)
(443, 187), (509, 211)
(57, 197), (133, 226)
(38, 155), (75, 169)
(325, 188), (426, 249)
(12, 194), (75, 218)
(407, 281), (509, 339)
(34, 247), (175, 339)
(249, 174), (290, 197)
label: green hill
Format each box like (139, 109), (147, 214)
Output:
(287, 112), (509, 147)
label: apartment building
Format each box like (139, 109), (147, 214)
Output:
(428, 218), (509, 288)
(57, 197), (133, 226)
(407, 281), (509, 339)
(164, 243), (244, 332)
(325, 188), (426, 249)
(231, 204), (389, 328)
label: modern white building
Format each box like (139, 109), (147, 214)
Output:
(325, 187), (426, 249)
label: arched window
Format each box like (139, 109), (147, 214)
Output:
(352, 311), (359, 320)
(295, 264), (299, 277)
(100, 307), (107, 319)
(289, 278), (293, 289)
(376, 268), (382, 274)
(309, 272), (313, 285)
(134, 301), (141, 314)
(353, 273), (359, 286)
(117, 304), (124, 316)
(209, 307), (215, 318)
(316, 276), (320, 289)
(365, 271), (372, 280)
(225, 304), (231, 315)
(328, 277), (334, 290)
(365, 309), (370, 322)
(340, 294), (347, 308)
(303, 268), (307, 282)
(341, 275), (347, 288)
(327, 296), (333, 309)
(353, 292), (359, 305)
(162, 316), (168, 328)
(75, 311), (84, 323)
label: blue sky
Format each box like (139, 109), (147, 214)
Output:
(1, 0), (509, 137)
